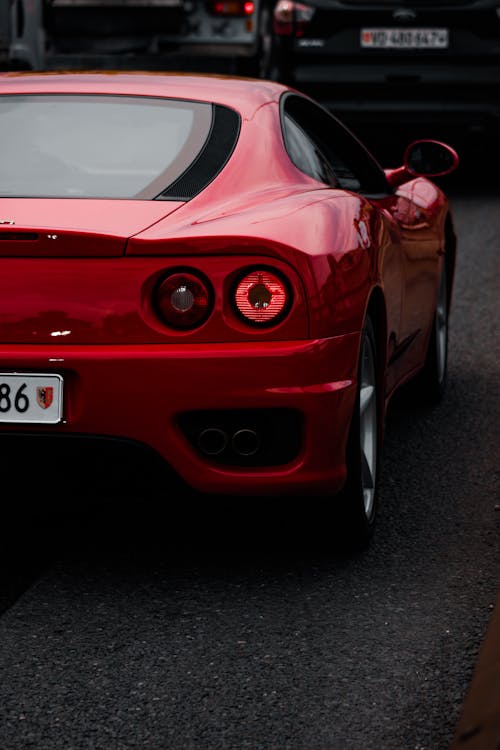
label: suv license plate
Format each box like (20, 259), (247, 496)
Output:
(0, 373), (63, 424)
(361, 28), (449, 49)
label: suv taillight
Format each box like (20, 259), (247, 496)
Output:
(210, 0), (254, 16)
(273, 0), (315, 36)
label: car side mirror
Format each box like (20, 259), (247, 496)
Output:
(404, 140), (459, 177)
(385, 139), (459, 188)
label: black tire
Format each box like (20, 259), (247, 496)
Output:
(337, 315), (381, 548)
(412, 258), (449, 404)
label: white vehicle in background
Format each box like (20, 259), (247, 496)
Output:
(2, 0), (273, 76)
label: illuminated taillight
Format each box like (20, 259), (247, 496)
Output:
(273, 0), (315, 36)
(210, 0), (254, 15)
(155, 271), (213, 329)
(234, 269), (291, 325)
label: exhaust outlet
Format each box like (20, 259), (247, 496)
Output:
(197, 428), (228, 456)
(231, 429), (261, 457)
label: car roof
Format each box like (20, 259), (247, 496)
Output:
(0, 71), (289, 118)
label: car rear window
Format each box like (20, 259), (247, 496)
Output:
(0, 94), (238, 199)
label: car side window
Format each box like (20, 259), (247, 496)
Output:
(282, 94), (390, 196)
(283, 113), (338, 187)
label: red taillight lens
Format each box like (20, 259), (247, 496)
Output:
(273, 0), (315, 36)
(234, 269), (291, 325)
(210, 0), (254, 15)
(155, 271), (213, 329)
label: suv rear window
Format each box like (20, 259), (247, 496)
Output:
(0, 95), (238, 200)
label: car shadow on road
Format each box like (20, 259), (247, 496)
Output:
(1, 364), (498, 618)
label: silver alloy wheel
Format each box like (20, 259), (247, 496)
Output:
(359, 332), (377, 519)
(435, 264), (448, 385)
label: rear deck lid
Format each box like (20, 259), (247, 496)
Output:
(0, 199), (184, 256)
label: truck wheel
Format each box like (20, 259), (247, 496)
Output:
(238, 5), (276, 79)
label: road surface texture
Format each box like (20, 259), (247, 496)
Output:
(0, 181), (498, 750)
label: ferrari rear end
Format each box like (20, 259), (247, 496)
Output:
(0, 243), (359, 497)
(0, 75), (358, 499)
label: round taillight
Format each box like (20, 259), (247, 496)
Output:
(234, 269), (290, 325)
(155, 271), (212, 329)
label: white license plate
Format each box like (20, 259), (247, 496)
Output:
(361, 28), (449, 49)
(0, 373), (63, 424)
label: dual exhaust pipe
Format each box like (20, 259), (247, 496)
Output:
(197, 427), (261, 458)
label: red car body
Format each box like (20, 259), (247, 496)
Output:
(0, 73), (457, 528)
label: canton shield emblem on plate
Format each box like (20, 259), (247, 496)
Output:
(37, 386), (53, 409)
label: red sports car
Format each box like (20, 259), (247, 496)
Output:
(0, 72), (458, 543)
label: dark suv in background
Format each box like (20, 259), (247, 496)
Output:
(272, 0), (500, 160)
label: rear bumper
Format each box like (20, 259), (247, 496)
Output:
(0, 334), (360, 497)
(320, 95), (500, 130)
(292, 61), (500, 88)
(281, 54), (500, 124)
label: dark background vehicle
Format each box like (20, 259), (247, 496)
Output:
(271, 0), (500, 163)
(2, 0), (273, 77)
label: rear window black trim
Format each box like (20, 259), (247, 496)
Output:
(156, 103), (241, 201)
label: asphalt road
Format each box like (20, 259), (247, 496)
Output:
(0, 182), (498, 750)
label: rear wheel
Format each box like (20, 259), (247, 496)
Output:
(338, 315), (380, 547)
(412, 258), (449, 404)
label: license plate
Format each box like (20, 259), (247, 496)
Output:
(0, 373), (63, 424)
(361, 28), (449, 49)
